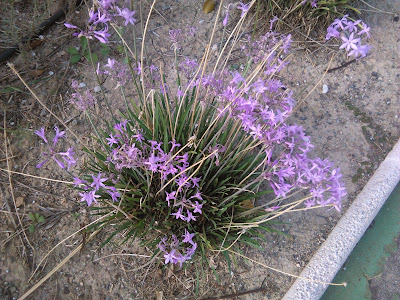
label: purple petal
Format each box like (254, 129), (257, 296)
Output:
(64, 23), (78, 29)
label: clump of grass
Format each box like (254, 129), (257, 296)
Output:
(250, 0), (361, 39)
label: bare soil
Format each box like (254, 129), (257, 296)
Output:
(0, 0), (399, 299)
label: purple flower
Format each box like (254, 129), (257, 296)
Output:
(99, 0), (116, 10)
(164, 249), (176, 264)
(107, 189), (121, 202)
(331, 15), (348, 30)
(58, 147), (76, 170)
(186, 210), (197, 222)
(326, 26), (340, 40)
(53, 156), (66, 169)
(35, 127), (75, 170)
(73, 176), (87, 188)
(358, 22), (371, 38)
(340, 33), (360, 52)
(192, 201), (203, 214)
(64, 23), (78, 29)
(185, 242), (197, 257)
(93, 10), (110, 25)
(79, 190), (100, 206)
(116, 7), (136, 26)
(88, 10), (98, 24)
(145, 153), (160, 172)
(182, 229), (195, 245)
(169, 29), (182, 49)
(93, 27), (111, 44)
(91, 172), (108, 191)
(70, 82), (97, 111)
(223, 10), (229, 27)
(105, 58), (116, 69)
(165, 191), (176, 206)
(35, 127), (48, 143)
(190, 191), (203, 200)
(106, 134), (119, 147)
(187, 26), (197, 37)
(348, 44), (371, 58)
(171, 207), (185, 220)
(237, 2), (251, 17)
(191, 177), (201, 188)
(53, 126), (65, 146)
(344, 20), (361, 33)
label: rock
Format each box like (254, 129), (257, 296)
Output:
(322, 84), (329, 94)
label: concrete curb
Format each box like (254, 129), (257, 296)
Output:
(283, 138), (400, 300)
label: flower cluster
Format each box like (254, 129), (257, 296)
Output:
(69, 80), (97, 111)
(106, 120), (206, 221)
(157, 230), (197, 266)
(74, 172), (121, 206)
(35, 127), (76, 170)
(97, 58), (132, 87)
(196, 32), (346, 211)
(326, 15), (371, 58)
(64, 0), (136, 44)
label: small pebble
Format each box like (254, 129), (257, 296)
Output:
(94, 86), (101, 93)
(322, 84), (329, 94)
(78, 82), (86, 88)
(48, 71), (54, 76)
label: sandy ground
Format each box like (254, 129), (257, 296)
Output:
(0, 0), (399, 299)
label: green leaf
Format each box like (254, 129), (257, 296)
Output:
(67, 47), (79, 55)
(0, 86), (25, 94)
(38, 216), (45, 223)
(100, 45), (110, 56)
(28, 224), (35, 233)
(70, 54), (82, 64)
(85, 53), (98, 64)
(80, 36), (88, 52)
(28, 212), (35, 221)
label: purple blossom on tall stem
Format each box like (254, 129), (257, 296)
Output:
(236, 2), (251, 17)
(116, 7), (136, 26)
(34, 127), (76, 170)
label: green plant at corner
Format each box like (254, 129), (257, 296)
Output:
(27, 212), (45, 233)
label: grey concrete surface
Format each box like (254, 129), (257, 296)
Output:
(282, 138), (400, 300)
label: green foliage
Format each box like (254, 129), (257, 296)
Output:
(67, 36), (109, 64)
(27, 212), (45, 233)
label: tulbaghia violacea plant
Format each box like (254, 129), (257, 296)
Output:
(37, 0), (347, 269)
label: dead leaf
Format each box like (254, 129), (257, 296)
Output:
(240, 199), (254, 209)
(203, 0), (215, 13)
(32, 69), (45, 77)
(16, 196), (24, 207)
